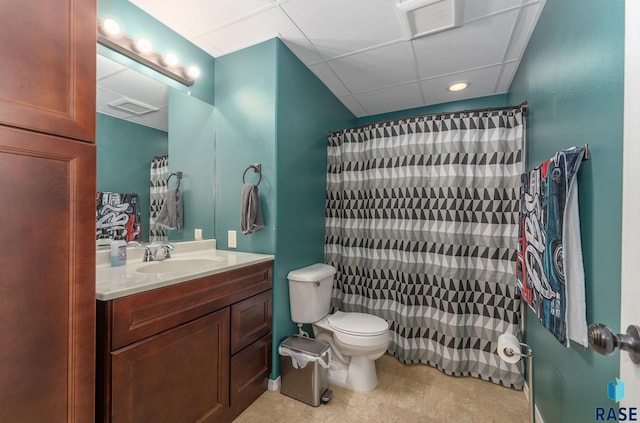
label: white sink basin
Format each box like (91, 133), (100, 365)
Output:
(137, 258), (224, 274)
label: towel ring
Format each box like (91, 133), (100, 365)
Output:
(168, 171), (183, 189)
(242, 164), (262, 185)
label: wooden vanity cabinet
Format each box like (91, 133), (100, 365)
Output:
(96, 261), (273, 423)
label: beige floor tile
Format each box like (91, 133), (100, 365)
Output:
(233, 354), (529, 423)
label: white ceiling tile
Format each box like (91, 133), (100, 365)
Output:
(280, 38), (325, 65)
(504, 3), (544, 61)
(495, 61), (519, 92)
(201, 7), (297, 56)
(281, 0), (405, 59)
(337, 95), (368, 118)
(130, 0), (276, 34)
(328, 42), (417, 94)
(413, 9), (518, 78)
(308, 63), (351, 97)
(99, 68), (168, 108)
(418, 66), (501, 105)
(355, 83), (425, 116)
(97, 55), (127, 79)
(463, 0), (524, 22)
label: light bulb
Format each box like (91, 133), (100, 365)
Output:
(187, 66), (201, 79)
(134, 38), (152, 53)
(162, 53), (179, 67)
(102, 19), (121, 36)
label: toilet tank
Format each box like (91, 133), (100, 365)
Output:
(287, 263), (336, 324)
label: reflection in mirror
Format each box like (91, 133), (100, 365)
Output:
(96, 53), (169, 245)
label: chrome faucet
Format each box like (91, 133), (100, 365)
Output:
(143, 242), (174, 262)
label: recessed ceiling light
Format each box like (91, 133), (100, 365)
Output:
(447, 81), (469, 92)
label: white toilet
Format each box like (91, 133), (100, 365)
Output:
(287, 263), (390, 392)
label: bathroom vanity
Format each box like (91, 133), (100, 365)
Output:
(95, 241), (274, 422)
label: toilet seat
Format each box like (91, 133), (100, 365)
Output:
(328, 311), (388, 336)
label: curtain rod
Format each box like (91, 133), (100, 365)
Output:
(329, 101), (528, 135)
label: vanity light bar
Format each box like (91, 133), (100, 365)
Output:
(97, 19), (198, 87)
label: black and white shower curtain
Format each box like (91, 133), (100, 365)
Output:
(325, 107), (526, 388)
(150, 155), (169, 242)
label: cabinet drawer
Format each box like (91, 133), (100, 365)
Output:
(111, 262), (272, 349)
(230, 290), (272, 354)
(230, 333), (272, 413)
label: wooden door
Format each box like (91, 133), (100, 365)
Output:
(0, 1), (95, 142)
(111, 308), (231, 423)
(0, 126), (96, 422)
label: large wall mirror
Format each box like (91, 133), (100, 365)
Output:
(96, 52), (216, 245)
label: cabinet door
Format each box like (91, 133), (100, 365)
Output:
(230, 290), (272, 354)
(0, 1), (95, 142)
(111, 308), (231, 423)
(0, 126), (96, 422)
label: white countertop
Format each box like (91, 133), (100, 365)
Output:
(96, 239), (274, 301)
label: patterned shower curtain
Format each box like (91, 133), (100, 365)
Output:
(150, 155), (169, 242)
(325, 107), (526, 389)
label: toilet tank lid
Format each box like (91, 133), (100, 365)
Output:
(287, 263), (336, 282)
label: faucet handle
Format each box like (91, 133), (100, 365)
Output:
(160, 243), (174, 259)
(143, 246), (154, 262)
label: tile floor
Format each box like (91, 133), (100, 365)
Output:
(233, 354), (529, 423)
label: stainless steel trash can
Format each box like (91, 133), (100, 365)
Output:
(279, 336), (331, 407)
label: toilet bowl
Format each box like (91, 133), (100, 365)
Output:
(313, 311), (390, 392)
(287, 263), (391, 392)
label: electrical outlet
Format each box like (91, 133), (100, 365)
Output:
(194, 228), (202, 240)
(228, 230), (237, 248)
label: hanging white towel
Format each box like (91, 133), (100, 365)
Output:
(564, 167), (588, 347)
(240, 183), (265, 235)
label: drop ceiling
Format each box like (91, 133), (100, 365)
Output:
(97, 54), (169, 131)
(126, 0), (545, 118)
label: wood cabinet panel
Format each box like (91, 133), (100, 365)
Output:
(231, 290), (273, 354)
(230, 333), (272, 418)
(111, 262), (272, 349)
(0, 1), (95, 142)
(0, 126), (96, 422)
(111, 309), (230, 423)
(97, 263), (273, 422)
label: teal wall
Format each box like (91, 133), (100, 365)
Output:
(356, 94), (508, 126)
(96, 113), (168, 242)
(273, 40), (356, 376)
(214, 39), (278, 255)
(215, 38), (355, 379)
(98, 0), (215, 105)
(508, 0), (624, 421)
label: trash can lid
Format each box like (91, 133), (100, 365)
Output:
(280, 335), (330, 357)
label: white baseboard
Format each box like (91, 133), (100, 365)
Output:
(523, 381), (544, 423)
(268, 376), (281, 391)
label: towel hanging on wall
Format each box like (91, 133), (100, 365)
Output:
(516, 146), (588, 348)
(156, 188), (183, 231)
(240, 183), (265, 235)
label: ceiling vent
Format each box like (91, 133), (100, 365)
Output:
(397, 0), (464, 40)
(108, 97), (159, 115)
